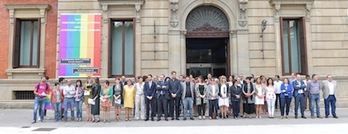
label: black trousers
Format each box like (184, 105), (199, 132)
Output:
(197, 103), (206, 116)
(275, 94), (281, 109)
(145, 97), (154, 119)
(157, 95), (168, 119)
(169, 96), (181, 119)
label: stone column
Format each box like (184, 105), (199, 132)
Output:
(39, 8), (47, 70)
(274, 4), (282, 75)
(230, 30), (238, 75)
(168, 30), (181, 74)
(179, 30), (186, 75)
(305, 3), (313, 75)
(236, 29), (250, 74)
(101, 4), (109, 78)
(135, 4), (142, 76)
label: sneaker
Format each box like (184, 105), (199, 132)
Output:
(198, 116), (202, 120)
(203, 116), (206, 119)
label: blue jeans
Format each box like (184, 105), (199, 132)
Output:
(280, 96), (292, 116)
(183, 97), (193, 119)
(54, 102), (62, 121)
(209, 99), (218, 117)
(76, 101), (83, 119)
(294, 94), (305, 117)
(324, 95), (336, 117)
(310, 94), (320, 117)
(64, 98), (75, 120)
(33, 97), (45, 121)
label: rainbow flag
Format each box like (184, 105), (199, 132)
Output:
(45, 88), (53, 110)
(59, 14), (101, 77)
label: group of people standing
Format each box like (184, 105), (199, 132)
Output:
(32, 71), (339, 124)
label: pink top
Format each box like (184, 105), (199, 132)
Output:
(35, 82), (50, 96)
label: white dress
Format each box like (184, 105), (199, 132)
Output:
(218, 84), (229, 107)
(254, 84), (264, 105)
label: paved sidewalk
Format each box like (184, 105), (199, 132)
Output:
(0, 108), (346, 128)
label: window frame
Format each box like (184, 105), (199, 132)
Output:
(108, 18), (136, 78)
(280, 17), (308, 76)
(13, 18), (41, 68)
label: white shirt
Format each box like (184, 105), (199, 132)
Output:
(212, 85), (216, 97)
(303, 80), (310, 91)
(135, 83), (144, 95)
(274, 80), (283, 94)
(220, 84), (227, 98)
(63, 85), (76, 98)
(328, 81), (334, 95)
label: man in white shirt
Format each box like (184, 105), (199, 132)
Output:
(274, 75), (283, 110)
(321, 74), (338, 118)
(63, 80), (76, 122)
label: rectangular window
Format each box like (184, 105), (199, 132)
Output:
(13, 19), (40, 68)
(280, 18), (307, 75)
(110, 20), (135, 77)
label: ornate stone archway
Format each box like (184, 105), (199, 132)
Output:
(185, 6), (229, 38)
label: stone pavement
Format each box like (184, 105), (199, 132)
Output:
(0, 108), (347, 128)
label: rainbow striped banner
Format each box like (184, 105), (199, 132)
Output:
(59, 14), (101, 77)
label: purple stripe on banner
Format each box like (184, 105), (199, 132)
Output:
(59, 15), (68, 76)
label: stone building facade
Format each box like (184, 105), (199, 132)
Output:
(0, 0), (347, 108)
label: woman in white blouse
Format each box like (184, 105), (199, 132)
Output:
(266, 78), (276, 118)
(134, 76), (145, 120)
(254, 77), (266, 118)
(218, 76), (229, 119)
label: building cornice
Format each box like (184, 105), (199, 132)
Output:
(98, 0), (144, 6)
(270, 0), (314, 5)
(5, 4), (50, 10)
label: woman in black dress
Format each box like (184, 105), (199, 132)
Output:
(91, 77), (101, 123)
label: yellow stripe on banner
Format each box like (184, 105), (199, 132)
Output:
(88, 15), (95, 77)
(80, 14), (88, 77)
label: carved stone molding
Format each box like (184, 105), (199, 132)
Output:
(135, 4), (141, 23)
(98, 0), (144, 22)
(170, 0), (179, 27)
(5, 4), (50, 24)
(238, 0), (248, 27)
(186, 6), (229, 32)
(270, 0), (314, 22)
(193, 23), (221, 32)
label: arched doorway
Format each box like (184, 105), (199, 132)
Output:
(185, 6), (230, 78)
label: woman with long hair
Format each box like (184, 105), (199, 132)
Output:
(266, 78), (276, 118)
(218, 76), (229, 119)
(123, 80), (136, 121)
(113, 77), (122, 121)
(75, 79), (84, 121)
(90, 77), (101, 123)
(84, 76), (93, 122)
(242, 77), (256, 118)
(101, 80), (113, 123)
(195, 76), (208, 119)
(254, 77), (265, 118)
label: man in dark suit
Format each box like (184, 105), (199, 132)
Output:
(168, 71), (182, 120)
(293, 74), (307, 119)
(144, 74), (156, 121)
(156, 74), (169, 121)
